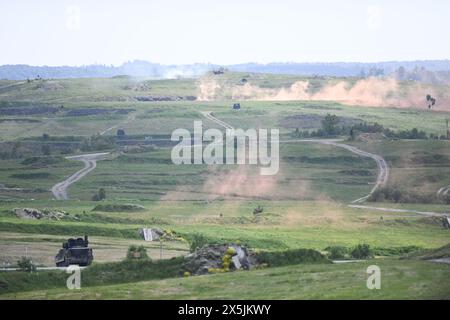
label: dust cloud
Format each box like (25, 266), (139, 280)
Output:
(197, 76), (448, 109)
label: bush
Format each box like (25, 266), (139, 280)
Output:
(10, 172), (50, 179)
(369, 186), (438, 204)
(126, 245), (149, 260)
(17, 257), (36, 272)
(324, 246), (349, 260)
(253, 205), (264, 215)
(92, 203), (146, 212)
(92, 188), (106, 201)
(189, 233), (208, 252)
(255, 248), (330, 267)
(372, 246), (421, 256)
(350, 244), (373, 259)
(0, 257), (185, 294)
(41, 145), (51, 156)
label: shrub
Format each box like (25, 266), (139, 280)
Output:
(126, 245), (149, 260)
(255, 248), (330, 267)
(10, 172), (50, 179)
(350, 244), (373, 259)
(92, 203), (145, 212)
(324, 246), (349, 260)
(189, 233), (208, 252)
(253, 205), (264, 215)
(41, 145), (51, 156)
(17, 257), (36, 272)
(92, 188), (106, 201)
(369, 186), (438, 204)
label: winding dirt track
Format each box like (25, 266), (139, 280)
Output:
(201, 111), (448, 217)
(51, 153), (109, 200)
(201, 111), (388, 203)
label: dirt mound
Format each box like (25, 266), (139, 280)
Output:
(182, 244), (258, 275)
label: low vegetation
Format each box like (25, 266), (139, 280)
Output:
(92, 203), (146, 212)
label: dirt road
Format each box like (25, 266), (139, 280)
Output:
(201, 111), (234, 130)
(51, 153), (109, 200)
(201, 111), (389, 203)
(201, 112), (450, 217)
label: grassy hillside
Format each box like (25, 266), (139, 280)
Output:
(2, 259), (449, 299)
(1, 73), (449, 299)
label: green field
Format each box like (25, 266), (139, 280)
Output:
(0, 72), (449, 299)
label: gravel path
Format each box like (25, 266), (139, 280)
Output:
(51, 153), (109, 200)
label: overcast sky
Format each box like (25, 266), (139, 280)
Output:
(1, 0), (449, 66)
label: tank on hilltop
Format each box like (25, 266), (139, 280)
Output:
(55, 235), (93, 267)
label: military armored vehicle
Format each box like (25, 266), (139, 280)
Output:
(55, 235), (93, 267)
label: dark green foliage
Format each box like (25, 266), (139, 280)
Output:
(9, 172), (50, 179)
(321, 113), (340, 136)
(372, 246), (421, 256)
(92, 203), (146, 212)
(189, 233), (208, 252)
(41, 145), (51, 156)
(117, 129), (126, 137)
(253, 205), (264, 215)
(350, 244), (373, 259)
(294, 118), (430, 140)
(255, 248), (330, 267)
(401, 243), (450, 260)
(126, 245), (149, 260)
(21, 156), (64, 166)
(81, 134), (115, 152)
(350, 121), (428, 139)
(0, 257), (184, 294)
(17, 257), (36, 272)
(324, 246), (349, 259)
(0, 221), (141, 239)
(92, 188), (106, 201)
(369, 186), (439, 204)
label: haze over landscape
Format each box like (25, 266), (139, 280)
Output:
(1, 0), (450, 66)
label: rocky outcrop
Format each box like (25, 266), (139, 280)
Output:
(182, 244), (258, 275)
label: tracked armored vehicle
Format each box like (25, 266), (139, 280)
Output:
(55, 235), (93, 267)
